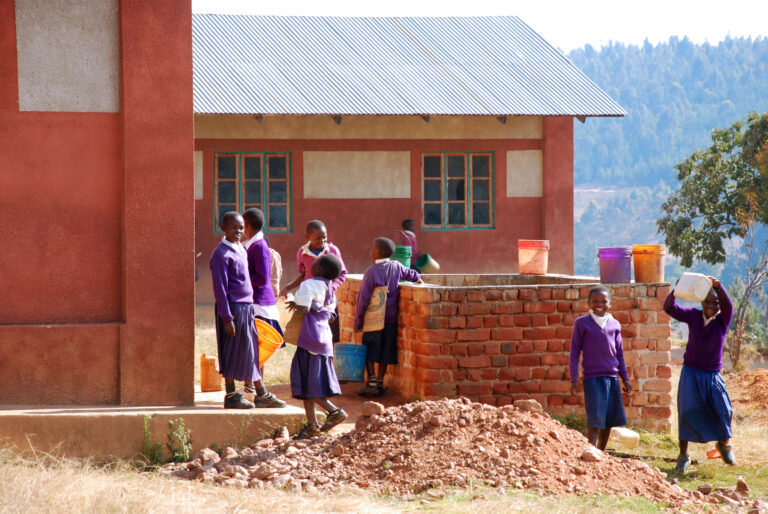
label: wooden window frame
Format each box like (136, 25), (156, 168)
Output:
(213, 152), (292, 234)
(420, 151), (494, 231)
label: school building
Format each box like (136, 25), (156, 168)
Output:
(192, 15), (625, 304)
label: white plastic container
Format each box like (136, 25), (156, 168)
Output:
(674, 272), (713, 303)
(609, 427), (640, 449)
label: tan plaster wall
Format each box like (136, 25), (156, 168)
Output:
(194, 114), (543, 140)
(194, 150), (204, 200)
(15, 0), (119, 112)
(507, 150), (543, 197)
(303, 151), (411, 198)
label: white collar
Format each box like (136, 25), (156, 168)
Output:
(243, 231), (264, 249)
(221, 236), (246, 256)
(300, 241), (328, 257)
(375, 258), (390, 264)
(703, 311), (719, 326)
(589, 309), (613, 329)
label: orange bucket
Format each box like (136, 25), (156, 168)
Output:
(200, 353), (223, 392)
(518, 239), (549, 275)
(633, 244), (666, 282)
(255, 318), (284, 368)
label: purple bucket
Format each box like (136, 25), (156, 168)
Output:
(598, 247), (632, 284)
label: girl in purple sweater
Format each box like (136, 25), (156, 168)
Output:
(570, 285), (633, 450)
(664, 276), (735, 472)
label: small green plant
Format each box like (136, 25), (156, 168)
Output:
(140, 416), (164, 465)
(209, 442), (221, 454)
(165, 418), (193, 463)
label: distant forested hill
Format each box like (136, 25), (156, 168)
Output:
(568, 37), (768, 284)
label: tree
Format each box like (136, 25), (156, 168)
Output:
(657, 111), (768, 370)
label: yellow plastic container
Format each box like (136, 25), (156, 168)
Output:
(518, 239), (549, 275)
(632, 244), (666, 282)
(200, 353), (223, 392)
(609, 426), (640, 449)
(255, 318), (284, 368)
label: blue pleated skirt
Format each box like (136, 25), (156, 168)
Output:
(215, 302), (262, 382)
(583, 376), (627, 429)
(290, 346), (341, 399)
(677, 365), (733, 443)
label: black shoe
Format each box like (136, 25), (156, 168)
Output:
(224, 392), (255, 409)
(320, 409), (348, 432)
(253, 391), (287, 408)
(356, 378), (379, 397)
(295, 423), (320, 440)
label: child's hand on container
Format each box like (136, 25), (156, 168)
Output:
(622, 379), (633, 393)
(224, 320), (237, 337)
(570, 382), (578, 395)
(708, 276), (720, 288)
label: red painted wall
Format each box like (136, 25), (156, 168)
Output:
(0, 0), (194, 405)
(194, 128), (575, 304)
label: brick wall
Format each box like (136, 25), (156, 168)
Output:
(337, 275), (672, 431)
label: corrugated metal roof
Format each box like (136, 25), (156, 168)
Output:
(193, 15), (625, 117)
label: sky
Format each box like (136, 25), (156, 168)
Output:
(192, 0), (767, 52)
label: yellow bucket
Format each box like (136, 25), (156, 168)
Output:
(255, 318), (284, 368)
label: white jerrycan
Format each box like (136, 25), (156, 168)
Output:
(674, 272), (713, 303)
(609, 427), (640, 449)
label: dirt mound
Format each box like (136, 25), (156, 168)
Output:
(729, 369), (768, 417)
(159, 398), (708, 506)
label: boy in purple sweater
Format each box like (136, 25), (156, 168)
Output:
(570, 285), (632, 450)
(664, 276), (735, 472)
(354, 237), (423, 396)
(210, 212), (285, 409)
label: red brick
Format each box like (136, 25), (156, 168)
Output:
(531, 367), (546, 380)
(483, 342), (500, 355)
(416, 355), (458, 370)
(459, 303), (492, 316)
(545, 366), (565, 380)
(468, 342), (485, 356)
(467, 290), (485, 302)
(564, 394), (580, 405)
(518, 288), (536, 301)
(491, 355), (507, 367)
(519, 341), (533, 353)
(481, 369), (497, 380)
(539, 302), (557, 314)
(548, 314), (562, 324)
(457, 328), (490, 342)
(453, 369), (467, 381)
(451, 343), (468, 356)
(531, 314), (548, 327)
(547, 394), (564, 406)
(501, 342), (514, 354)
(656, 393), (672, 406)
(643, 406), (672, 420)
(491, 303), (515, 314)
(493, 382), (510, 394)
(515, 367), (531, 380)
(564, 288), (579, 300)
(459, 355), (491, 368)
(420, 329), (456, 343)
(468, 369), (483, 381)
(458, 383), (491, 396)
(579, 286), (593, 298)
(555, 327), (572, 339)
(509, 354), (540, 366)
(531, 327), (555, 340)
(441, 303), (459, 316)
(537, 287), (552, 300)
(514, 314), (532, 327)
(540, 380), (570, 393)
(556, 301), (572, 313)
(657, 312), (671, 323)
(499, 368), (515, 381)
(414, 343), (442, 356)
(638, 298), (663, 311)
(449, 316), (467, 329)
(656, 285), (671, 298)
(541, 353), (569, 366)
(655, 365), (672, 378)
(466, 315), (484, 328)
(415, 368), (442, 382)
(503, 289), (519, 301)
(643, 378), (672, 392)
(613, 312), (629, 324)
(631, 393), (648, 406)
(421, 383), (457, 397)
(656, 338), (671, 351)
(449, 290), (466, 302)
(631, 339), (648, 350)
(629, 310), (647, 323)
(509, 382), (540, 393)
(562, 313), (577, 326)
(483, 316), (498, 328)
(492, 327), (523, 341)
(633, 365), (649, 378)
(552, 288), (565, 300)
(533, 340), (547, 352)
(499, 315), (515, 327)
(484, 290), (502, 301)
(547, 341), (563, 352)
(640, 351), (670, 365)
(497, 396), (512, 406)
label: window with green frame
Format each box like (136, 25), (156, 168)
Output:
(421, 152), (493, 229)
(214, 152), (291, 232)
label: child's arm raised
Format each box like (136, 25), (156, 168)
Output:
(280, 272), (304, 296)
(710, 277), (734, 327)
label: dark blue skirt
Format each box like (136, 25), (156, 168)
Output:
(677, 365), (733, 443)
(583, 376), (627, 429)
(290, 346), (341, 399)
(215, 303), (261, 382)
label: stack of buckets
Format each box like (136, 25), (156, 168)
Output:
(598, 244), (666, 283)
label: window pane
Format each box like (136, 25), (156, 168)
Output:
(217, 181), (236, 203)
(268, 156), (287, 179)
(447, 155), (466, 177)
(423, 155), (441, 178)
(448, 203), (465, 225)
(268, 205), (287, 228)
(424, 204), (442, 226)
(473, 203), (490, 225)
(217, 156), (236, 179)
(268, 180), (287, 203)
(244, 181), (261, 204)
(447, 179), (465, 201)
(424, 180), (441, 201)
(472, 155), (490, 177)
(244, 157), (261, 179)
(472, 179), (489, 201)
(218, 204), (236, 225)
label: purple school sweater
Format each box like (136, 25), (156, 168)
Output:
(354, 259), (421, 331)
(245, 237), (277, 307)
(569, 315), (629, 383)
(210, 241), (253, 322)
(663, 285), (733, 371)
(296, 242), (347, 293)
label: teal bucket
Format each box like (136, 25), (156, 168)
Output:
(334, 344), (367, 382)
(392, 245), (412, 269)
